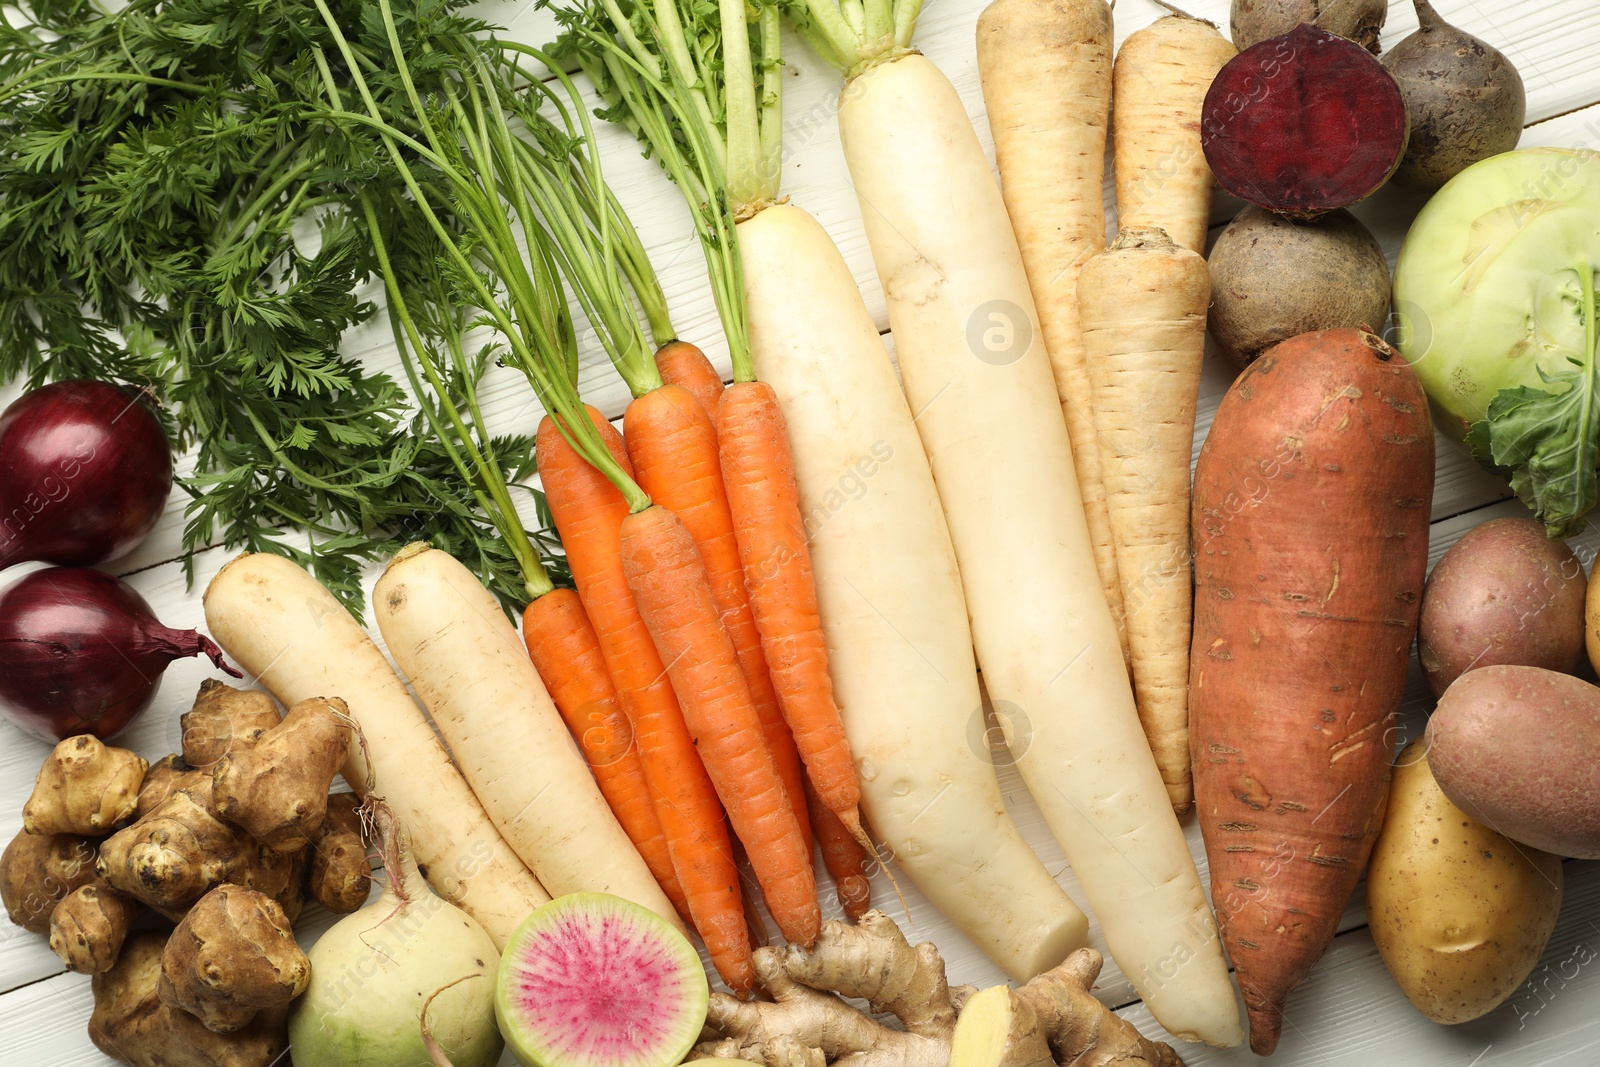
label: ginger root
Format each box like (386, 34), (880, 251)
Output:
(23, 735), (148, 836)
(307, 791), (370, 913)
(213, 695), (350, 853)
(91, 933), (290, 1067)
(181, 679), (281, 768)
(50, 884), (140, 974)
(697, 911), (1183, 1067)
(1, 828), (98, 934)
(158, 884), (310, 1033)
(135, 754), (207, 820)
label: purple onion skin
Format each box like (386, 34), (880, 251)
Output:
(0, 381), (175, 572)
(0, 568), (239, 743)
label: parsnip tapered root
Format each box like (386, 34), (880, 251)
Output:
(698, 912), (1183, 1067)
(23, 735), (148, 837)
(1080, 228), (1210, 812)
(1113, 16), (1237, 256)
(212, 695), (350, 853)
(976, 0), (1126, 661)
(51, 884), (139, 974)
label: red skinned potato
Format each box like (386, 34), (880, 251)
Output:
(1419, 518), (1587, 697)
(1191, 327), (1434, 1054)
(1427, 665), (1600, 858)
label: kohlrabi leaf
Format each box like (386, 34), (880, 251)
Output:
(1465, 364), (1599, 537)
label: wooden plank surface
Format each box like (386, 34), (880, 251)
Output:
(3, 0), (1600, 1063)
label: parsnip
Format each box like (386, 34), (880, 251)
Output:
(372, 543), (682, 931)
(1079, 228), (1210, 812)
(836, 53), (1241, 1046)
(740, 202), (1089, 982)
(1112, 14), (1237, 256)
(976, 0), (1126, 661)
(202, 551), (548, 947)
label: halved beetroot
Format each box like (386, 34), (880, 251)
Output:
(1201, 23), (1409, 217)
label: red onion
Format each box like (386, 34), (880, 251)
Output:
(0, 568), (239, 743)
(0, 380), (175, 572)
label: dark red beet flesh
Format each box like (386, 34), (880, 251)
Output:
(0, 381), (174, 572)
(1202, 24), (1410, 217)
(0, 567), (238, 743)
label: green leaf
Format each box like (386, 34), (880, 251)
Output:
(1466, 362), (1599, 538)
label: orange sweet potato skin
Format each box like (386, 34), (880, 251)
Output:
(1189, 329), (1433, 1055)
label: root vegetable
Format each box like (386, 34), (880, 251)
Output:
(740, 202), (1088, 981)
(180, 680), (281, 768)
(289, 800), (504, 1067)
(1202, 24), (1409, 217)
(307, 792), (370, 914)
(136, 754), (206, 820)
(1229, 0), (1386, 53)
(373, 542), (680, 927)
(495, 892), (709, 1067)
(203, 551), (549, 947)
(23, 734), (147, 836)
(50, 883), (139, 974)
(976, 0), (1126, 656)
(1079, 227), (1210, 811)
(949, 986), (1052, 1067)
(1419, 518), (1587, 697)
(159, 883), (309, 1033)
(1190, 327), (1434, 1054)
(1428, 666), (1600, 859)
(835, 52), (1238, 1044)
(700, 912), (1184, 1067)
(1, 828), (98, 933)
(211, 694), (350, 853)
(90, 933), (290, 1067)
(1207, 206), (1392, 368)
(1367, 740), (1563, 1024)
(1112, 15), (1238, 257)
(1383, 0), (1525, 190)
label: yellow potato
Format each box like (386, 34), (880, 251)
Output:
(1367, 740), (1563, 1024)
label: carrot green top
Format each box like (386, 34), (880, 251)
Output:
(552, 0), (786, 383)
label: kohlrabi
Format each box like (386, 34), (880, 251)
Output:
(1393, 147), (1600, 536)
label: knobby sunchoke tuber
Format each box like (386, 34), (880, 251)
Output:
(23, 735), (148, 836)
(90, 933), (290, 1067)
(158, 884), (310, 1033)
(135, 755), (207, 821)
(212, 695), (351, 853)
(181, 680), (281, 768)
(2, 828), (98, 933)
(50, 884), (140, 974)
(306, 791), (370, 913)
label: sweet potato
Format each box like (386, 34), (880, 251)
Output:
(1190, 328), (1434, 1054)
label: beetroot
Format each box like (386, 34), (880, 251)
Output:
(1202, 24), (1409, 217)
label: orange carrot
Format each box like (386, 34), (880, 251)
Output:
(624, 384), (813, 856)
(535, 409), (753, 993)
(655, 341), (726, 421)
(619, 502), (820, 947)
(718, 381), (863, 832)
(806, 780), (872, 921)
(521, 587), (691, 925)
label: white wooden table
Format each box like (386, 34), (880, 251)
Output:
(3, 0), (1600, 1063)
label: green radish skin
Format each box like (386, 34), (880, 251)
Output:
(497, 892), (708, 1067)
(289, 803), (504, 1067)
(739, 201), (1090, 981)
(836, 53), (1241, 1046)
(373, 544), (683, 932)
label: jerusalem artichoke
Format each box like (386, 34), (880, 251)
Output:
(2, 828), (98, 933)
(136, 755), (207, 820)
(181, 680), (281, 768)
(306, 791), (370, 913)
(212, 695), (350, 853)
(50, 884), (140, 974)
(159, 883), (310, 1033)
(23, 735), (147, 836)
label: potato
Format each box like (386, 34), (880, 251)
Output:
(1367, 741), (1562, 1024)
(1428, 665), (1600, 857)
(1419, 517), (1587, 698)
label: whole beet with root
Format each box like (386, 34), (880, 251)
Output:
(1190, 328), (1434, 1053)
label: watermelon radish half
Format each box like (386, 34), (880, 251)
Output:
(496, 892), (710, 1067)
